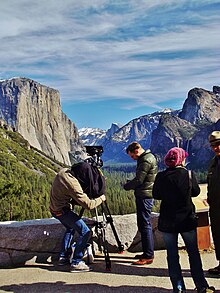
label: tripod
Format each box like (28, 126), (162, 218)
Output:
(62, 201), (124, 271)
(93, 201), (124, 270)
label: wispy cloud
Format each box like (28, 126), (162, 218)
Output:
(0, 0), (220, 126)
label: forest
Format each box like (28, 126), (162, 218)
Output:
(0, 127), (208, 221)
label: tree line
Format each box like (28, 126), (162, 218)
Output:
(0, 127), (208, 221)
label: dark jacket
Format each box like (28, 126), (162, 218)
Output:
(207, 156), (220, 211)
(71, 162), (106, 199)
(50, 168), (103, 212)
(207, 156), (220, 259)
(124, 149), (157, 199)
(152, 166), (200, 233)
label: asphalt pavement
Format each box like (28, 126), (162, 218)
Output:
(0, 250), (219, 293)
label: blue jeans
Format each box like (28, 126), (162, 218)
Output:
(162, 230), (208, 293)
(52, 209), (91, 265)
(136, 197), (154, 259)
(60, 228), (73, 258)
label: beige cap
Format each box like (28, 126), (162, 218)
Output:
(209, 131), (220, 146)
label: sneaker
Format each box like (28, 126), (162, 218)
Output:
(70, 261), (91, 272)
(58, 256), (69, 266)
(208, 265), (220, 275)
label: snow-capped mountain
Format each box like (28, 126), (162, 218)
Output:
(78, 127), (106, 146)
(78, 86), (220, 168)
(79, 109), (179, 163)
(101, 109), (179, 162)
(79, 123), (122, 146)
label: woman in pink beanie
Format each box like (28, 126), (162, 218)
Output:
(153, 147), (215, 293)
(164, 147), (188, 168)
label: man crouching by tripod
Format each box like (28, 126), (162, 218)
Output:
(50, 164), (106, 272)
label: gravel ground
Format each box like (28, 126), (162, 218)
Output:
(0, 250), (219, 293)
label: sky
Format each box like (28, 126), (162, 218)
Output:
(0, 1), (220, 130)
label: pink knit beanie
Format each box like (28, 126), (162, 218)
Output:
(164, 147), (188, 168)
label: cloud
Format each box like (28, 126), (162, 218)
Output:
(0, 0), (219, 114)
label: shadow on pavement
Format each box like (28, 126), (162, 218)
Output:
(1, 254), (219, 293)
(4, 255), (192, 278)
(0, 282), (171, 293)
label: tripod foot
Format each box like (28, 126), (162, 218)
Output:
(117, 244), (124, 254)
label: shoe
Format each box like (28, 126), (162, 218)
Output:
(132, 258), (153, 265)
(82, 243), (94, 264)
(208, 265), (220, 275)
(206, 287), (215, 293)
(134, 253), (146, 259)
(197, 286), (215, 293)
(70, 261), (91, 272)
(58, 256), (69, 266)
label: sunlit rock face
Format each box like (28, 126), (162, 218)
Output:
(179, 87), (220, 125)
(0, 77), (84, 165)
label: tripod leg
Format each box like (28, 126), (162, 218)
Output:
(99, 226), (111, 271)
(94, 207), (111, 271)
(108, 221), (124, 253)
(102, 202), (124, 253)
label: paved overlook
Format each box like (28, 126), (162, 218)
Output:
(0, 250), (219, 293)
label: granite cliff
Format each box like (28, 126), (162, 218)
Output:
(0, 77), (84, 165)
(151, 86), (220, 169)
(179, 87), (220, 124)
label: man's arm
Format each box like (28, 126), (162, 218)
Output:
(124, 161), (150, 190)
(66, 171), (106, 210)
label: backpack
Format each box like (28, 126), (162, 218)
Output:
(71, 161), (106, 198)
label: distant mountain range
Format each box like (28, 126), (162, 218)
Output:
(79, 109), (177, 162)
(79, 86), (220, 169)
(0, 77), (219, 170)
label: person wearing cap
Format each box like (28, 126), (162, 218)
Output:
(153, 147), (215, 293)
(205, 131), (220, 275)
(123, 142), (157, 265)
(50, 162), (106, 272)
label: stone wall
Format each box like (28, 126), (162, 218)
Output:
(0, 213), (165, 268)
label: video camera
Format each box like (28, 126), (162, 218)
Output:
(84, 145), (104, 168)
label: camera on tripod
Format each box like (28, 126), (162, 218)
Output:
(69, 145), (124, 268)
(84, 145), (104, 168)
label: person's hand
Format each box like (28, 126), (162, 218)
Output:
(203, 199), (209, 206)
(100, 194), (106, 202)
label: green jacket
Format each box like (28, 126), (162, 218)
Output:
(124, 149), (158, 198)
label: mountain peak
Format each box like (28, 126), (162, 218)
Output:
(0, 77), (83, 165)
